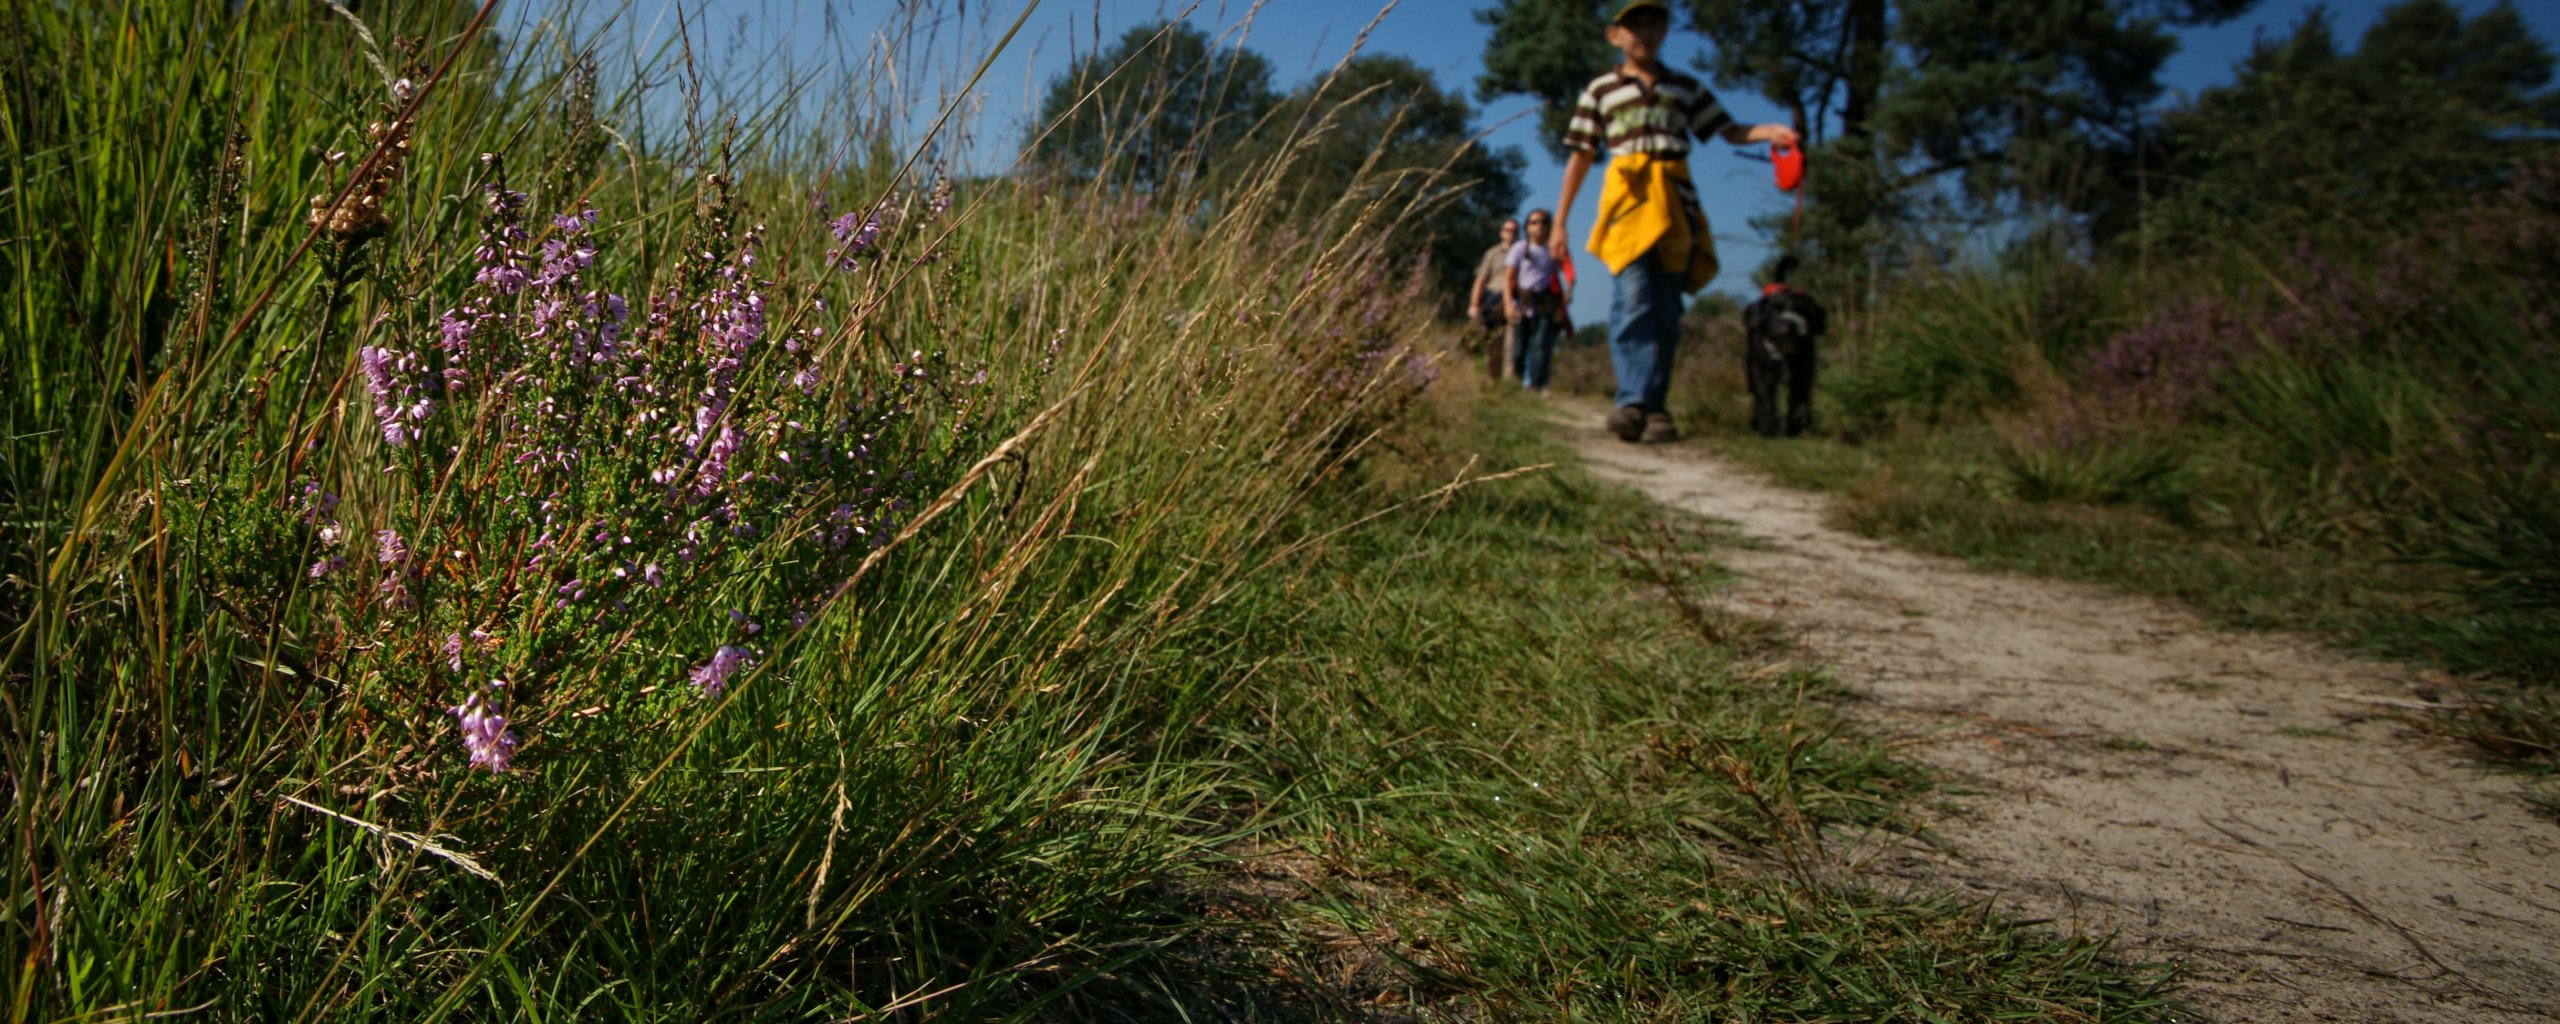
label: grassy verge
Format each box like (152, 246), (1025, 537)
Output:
(1709, 426), (2468, 647)
(1706, 427), (2560, 812)
(1176, 385), (2182, 1021)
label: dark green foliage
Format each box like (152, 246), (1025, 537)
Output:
(2133, 0), (2560, 249)
(1029, 29), (1527, 307)
(1472, 0), (1619, 159)
(1241, 54), (1531, 302)
(1885, 0), (2180, 203)
(1997, 434), (2194, 521)
(1029, 20), (1279, 192)
(1474, 0), (2259, 294)
(1821, 257), (2122, 427)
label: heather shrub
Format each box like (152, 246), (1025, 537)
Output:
(2, 1), (1463, 1016)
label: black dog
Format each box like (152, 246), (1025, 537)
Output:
(1742, 259), (1826, 438)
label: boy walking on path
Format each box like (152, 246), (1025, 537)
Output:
(1549, 0), (1797, 443)
(1505, 209), (1569, 392)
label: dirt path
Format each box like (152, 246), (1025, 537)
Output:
(1554, 402), (2560, 1023)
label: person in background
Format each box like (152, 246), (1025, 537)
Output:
(1467, 217), (1521, 381)
(1547, 0), (1797, 443)
(1505, 209), (1568, 393)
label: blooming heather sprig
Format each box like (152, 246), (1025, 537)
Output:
(296, 481), (342, 525)
(473, 176), (532, 294)
(689, 645), (750, 696)
(356, 345), (436, 447)
(925, 178), (954, 222)
(450, 685), (518, 773)
(375, 528), (408, 565)
(826, 199), (899, 271)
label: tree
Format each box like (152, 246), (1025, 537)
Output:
(1475, 0), (1619, 159)
(1474, 0), (2255, 288)
(1244, 55), (1529, 301)
(1026, 21), (1277, 192)
(2129, 0), (2560, 248)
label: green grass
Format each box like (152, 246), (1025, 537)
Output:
(1710, 427), (2514, 666)
(0, 2), (2216, 1018)
(0, 2), (1467, 1017)
(1712, 421), (2560, 811)
(1705, 253), (2560, 773)
(1725, 187), (2560, 771)
(1179, 394), (2183, 1021)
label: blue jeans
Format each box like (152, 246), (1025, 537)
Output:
(1513, 314), (1559, 390)
(1609, 250), (1686, 412)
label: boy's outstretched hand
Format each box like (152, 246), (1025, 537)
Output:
(1748, 124), (1800, 147)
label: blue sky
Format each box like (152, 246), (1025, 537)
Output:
(574, 0), (2559, 323)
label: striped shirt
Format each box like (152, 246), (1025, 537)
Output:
(1561, 68), (1735, 157)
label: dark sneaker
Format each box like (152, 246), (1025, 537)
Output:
(1606, 404), (1645, 442)
(1641, 412), (1679, 444)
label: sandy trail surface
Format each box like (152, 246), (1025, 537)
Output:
(1554, 401), (2560, 1023)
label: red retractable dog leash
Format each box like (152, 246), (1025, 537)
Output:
(1771, 141), (1806, 234)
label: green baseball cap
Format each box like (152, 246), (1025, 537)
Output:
(1610, 0), (1670, 24)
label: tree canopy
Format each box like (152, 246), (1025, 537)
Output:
(1241, 55), (1529, 300)
(1475, 0), (2255, 284)
(1028, 21), (1279, 193)
(1028, 24), (1527, 306)
(2131, 0), (2560, 248)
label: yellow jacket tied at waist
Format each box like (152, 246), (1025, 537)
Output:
(1587, 152), (1717, 293)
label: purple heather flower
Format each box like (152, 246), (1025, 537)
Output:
(689, 644), (751, 696)
(376, 575), (415, 611)
(827, 202), (897, 269)
(475, 260), (529, 294)
(443, 632), (465, 672)
(356, 346), (432, 448)
(376, 528), (408, 565)
(450, 688), (518, 773)
(437, 309), (474, 347)
(298, 482), (341, 520)
(309, 555), (347, 579)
